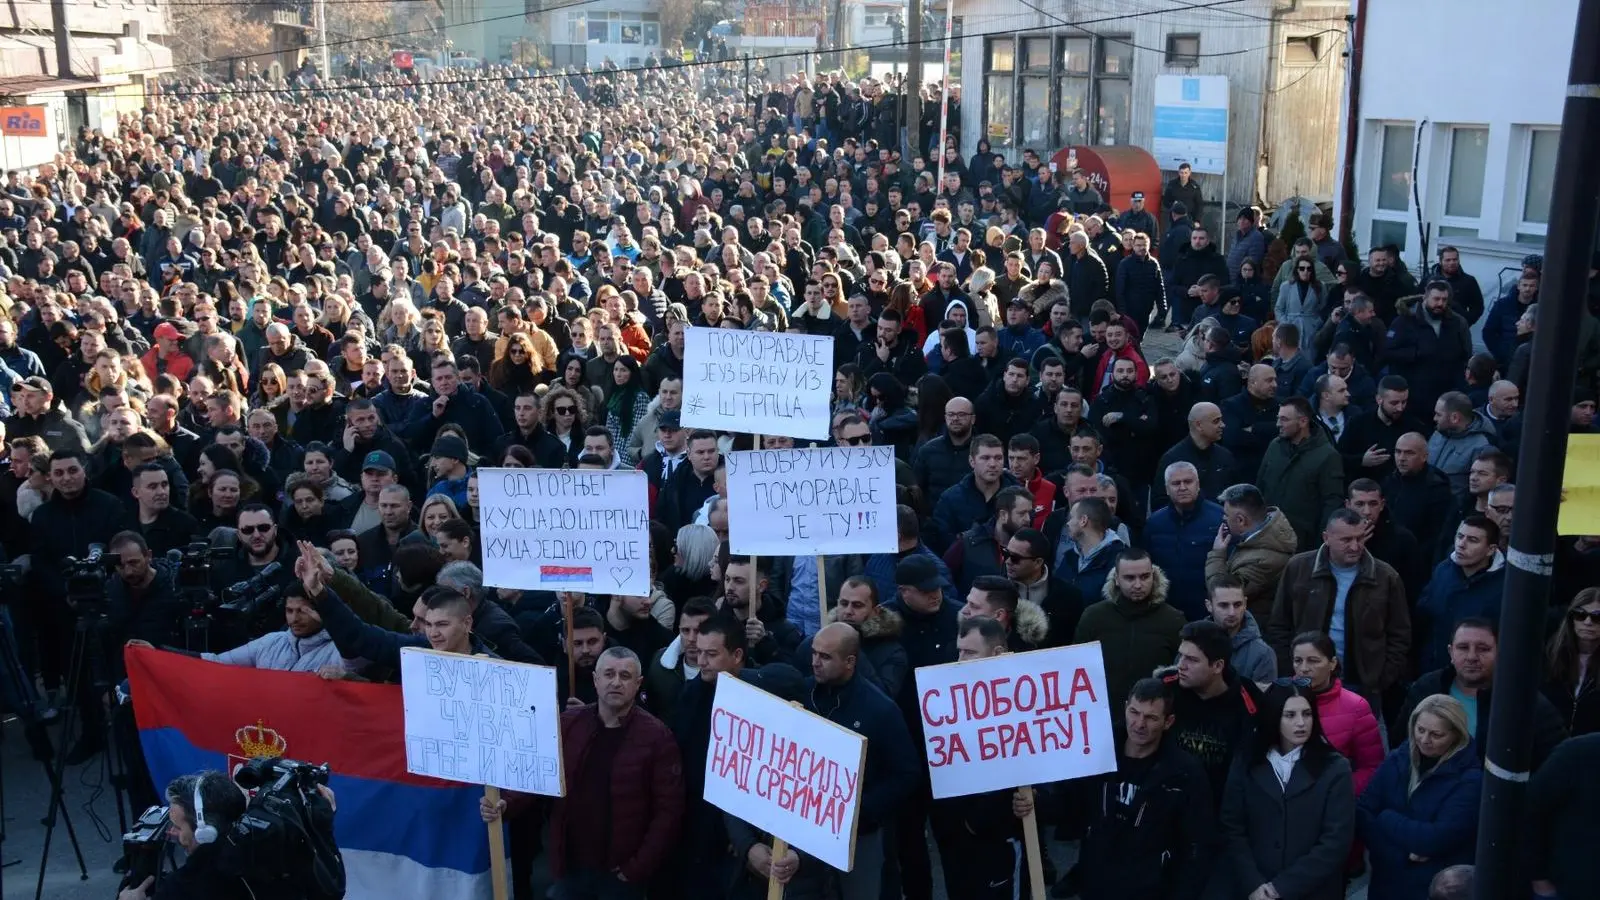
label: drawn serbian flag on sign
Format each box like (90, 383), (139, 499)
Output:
(126, 646), (494, 899)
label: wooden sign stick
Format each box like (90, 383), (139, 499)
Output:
(563, 593), (577, 700)
(750, 554), (761, 620)
(484, 785), (509, 900)
(815, 555), (829, 631)
(766, 836), (789, 900)
(1019, 784), (1046, 899)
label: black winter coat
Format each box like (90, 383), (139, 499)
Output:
(1062, 737), (1216, 900)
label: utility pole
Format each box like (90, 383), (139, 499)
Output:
(49, 0), (72, 78)
(315, 0), (331, 77)
(906, 0), (923, 156)
(1473, 1), (1600, 898)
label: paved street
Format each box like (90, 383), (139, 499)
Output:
(0, 717), (128, 900)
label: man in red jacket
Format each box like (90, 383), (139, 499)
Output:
(484, 646), (685, 898)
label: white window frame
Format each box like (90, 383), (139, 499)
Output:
(1369, 120), (1414, 251)
(1436, 124), (1489, 239)
(1513, 126), (1559, 244)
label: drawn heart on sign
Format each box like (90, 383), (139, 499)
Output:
(610, 567), (632, 587)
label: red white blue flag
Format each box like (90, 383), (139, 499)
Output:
(126, 646), (493, 899)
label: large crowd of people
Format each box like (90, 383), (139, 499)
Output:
(1, 56), (1595, 900)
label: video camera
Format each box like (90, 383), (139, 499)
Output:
(225, 757), (345, 900)
(219, 561), (286, 621)
(120, 758), (345, 900)
(65, 545), (117, 616)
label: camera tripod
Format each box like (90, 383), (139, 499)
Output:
(34, 607), (133, 900)
(0, 604), (87, 899)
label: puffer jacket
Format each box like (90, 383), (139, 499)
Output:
(1425, 412), (1499, 494)
(1204, 510), (1299, 621)
(1074, 565), (1186, 705)
(1414, 551), (1507, 672)
(1357, 740), (1481, 900)
(1314, 679), (1385, 796)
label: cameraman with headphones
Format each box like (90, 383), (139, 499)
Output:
(117, 770), (339, 900)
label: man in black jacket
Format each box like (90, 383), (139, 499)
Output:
(32, 448), (131, 752)
(929, 617), (1034, 898)
(1155, 401), (1235, 506)
(1340, 376), (1425, 484)
(1380, 282), (1473, 421)
(977, 360), (1042, 446)
(912, 396), (974, 505)
(489, 393), (568, 469)
(1058, 676), (1215, 900)
(1392, 618), (1565, 770)
(1381, 432), (1455, 554)
(121, 771), (261, 900)
(1220, 365), (1279, 484)
(658, 429), (720, 532)
(437, 561), (543, 665)
(1089, 358), (1160, 488)
(856, 308), (927, 388)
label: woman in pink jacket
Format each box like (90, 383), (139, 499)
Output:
(1293, 630), (1387, 878)
(1290, 631), (1386, 794)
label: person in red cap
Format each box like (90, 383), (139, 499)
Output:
(141, 321), (195, 383)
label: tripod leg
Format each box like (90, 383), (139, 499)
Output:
(34, 627), (89, 900)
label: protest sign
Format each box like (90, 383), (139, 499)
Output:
(681, 326), (833, 439)
(915, 643), (1117, 798)
(476, 467), (650, 596)
(725, 447), (898, 556)
(702, 673), (867, 871)
(399, 647), (565, 797)
(1559, 433), (1600, 534)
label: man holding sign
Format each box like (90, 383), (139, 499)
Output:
(483, 646), (685, 899)
(804, 623), (917, 898)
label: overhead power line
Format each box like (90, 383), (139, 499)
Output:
(149, 0), (1264, 97)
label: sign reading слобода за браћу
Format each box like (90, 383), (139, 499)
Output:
(476, 467), (651, 596)
(681, 326), (833, 440)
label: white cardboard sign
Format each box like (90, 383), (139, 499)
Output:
(724, 447), (899, 556)
(914, 643), (1118, 798)
(680, 326), (833, 439)
(399, 647), (565, 796)
(702, 673), (867, 871)
(476, 467), (651, 596)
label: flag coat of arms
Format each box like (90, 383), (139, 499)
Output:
(126, 646), (494, 899)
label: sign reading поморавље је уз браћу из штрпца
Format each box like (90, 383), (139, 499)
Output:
(475, 467), (651, 597)
(681, 326), (834, 440)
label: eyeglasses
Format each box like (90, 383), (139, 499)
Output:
(1001, 550), (1038, 563)
(1297, 265), (1313, 272)
(554, 405), (576, 415)
(1272, 676), (1313, 689)
(1569, 609), (1600, 624)
(839, 433), (871, 446)
(238, 524), (274, 535)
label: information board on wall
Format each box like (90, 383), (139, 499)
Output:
(1152, 74), (1229, 174)
(724, 447), (899, 556)
(476, 467), (650, 596)
(400, 648), (565, 797)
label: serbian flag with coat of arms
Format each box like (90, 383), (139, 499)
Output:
(126, 645), (493, 899)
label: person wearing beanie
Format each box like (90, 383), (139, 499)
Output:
(427, 432), (472, 509)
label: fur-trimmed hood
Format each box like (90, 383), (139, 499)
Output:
(1100, 561), (1172, 608)
(1020, 278), (1070, 316)
(1014, 599), (1050, 645)
(825, 604), (904, 642)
